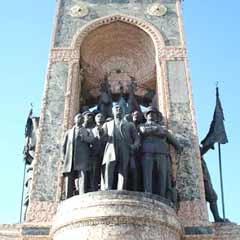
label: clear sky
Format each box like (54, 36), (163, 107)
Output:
(0, 1), (239, 224)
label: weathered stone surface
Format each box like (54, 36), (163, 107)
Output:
(166, 59), (208, 224)
(27, 63), (69, 222)
(0, 224), (51, 240)
(168, 102), (201, 201)
(54, 0), (180, 47)
(0, 222), (239, 240)
(183, 224), (240, 240)
(0, 224), (21, 240)
(30, 63), (68, 202)
(26, 201), (58, 223)
(167, 61), (189, 103)
(51, 191), (182, 240)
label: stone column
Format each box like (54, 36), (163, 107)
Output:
(27, 48), (80, 222)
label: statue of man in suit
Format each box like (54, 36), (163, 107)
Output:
(62, 113), (95, 198)
(101, 104), (140, 190)
(139, 107), (182, 198)
(91, 113), (106, 190)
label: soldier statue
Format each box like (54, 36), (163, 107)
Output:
(139, 106), (182, 198)
(62, 113), (95, 198)
(200, 147), (227, 222)
(101, 104), (140, 190)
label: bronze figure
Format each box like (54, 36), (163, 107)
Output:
(62, 113), (95, 198)
(139, 107), (182, 198)
(101, 104), (140, 190)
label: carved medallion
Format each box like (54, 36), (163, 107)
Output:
(70, 3), (89, 18)
(147, 4), (167, 17)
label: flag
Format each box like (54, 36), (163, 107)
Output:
(201, 87), (228, 155)
(23, 107), (33, 164)
(25, 108), (33, 138)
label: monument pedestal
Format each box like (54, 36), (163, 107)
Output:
(0, 191), (239, 239)
(51, 191), (182, 240)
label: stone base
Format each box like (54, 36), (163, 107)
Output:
(183, 223), (240, 240)
(51, 191), (182, 240)
(0, 191), (239, 240)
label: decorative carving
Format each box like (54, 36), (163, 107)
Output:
(147, 4), (167, 17)
(70, 3), (89, 18)
(50, 49), (80, 63)
(71, 14), (165, 49)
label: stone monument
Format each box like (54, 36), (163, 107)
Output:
(0, 0), (239, 240)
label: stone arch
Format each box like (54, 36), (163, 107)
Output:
(65, 14), (168, 128)
(72, 14), (165, 50)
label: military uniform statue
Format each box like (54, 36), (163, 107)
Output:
(200, 147), (227, 222)
(139, 107), (182, 199)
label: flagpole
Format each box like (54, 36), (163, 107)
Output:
(218, 142), (226, 220)
(19, 161), (27, 223)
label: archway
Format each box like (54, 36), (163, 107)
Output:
(65, 14), (167, 127)
(80, 20), (156, 109)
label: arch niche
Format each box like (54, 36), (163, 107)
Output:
(65, 15), (167, 127)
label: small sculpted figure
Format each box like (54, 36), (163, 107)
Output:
(118, 82), (128, 116)
(139, 107), (182, 198)
(62, 113), (95, 198)
(98, 78), (113, 119)
(101, 104), (140, 190)
(127, 80), (141, 114)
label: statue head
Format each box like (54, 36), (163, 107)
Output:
(74, 113), (83, 127)
(112, 104), (123, 119)
(95, 113), (105, 126)
(82, 111), (94, 127)
(144, 106), (158, 123)
(132, 110), (141, 124)
(144, 107), (163, 124)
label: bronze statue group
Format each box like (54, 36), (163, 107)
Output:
(62, 80), (183, 206)
(22, 80), (228, 223)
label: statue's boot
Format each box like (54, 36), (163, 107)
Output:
(210, 201), (224, 222)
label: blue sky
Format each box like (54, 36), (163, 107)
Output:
(0, 1), (239, 224)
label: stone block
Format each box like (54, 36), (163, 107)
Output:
(51, 191), (182, 240)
